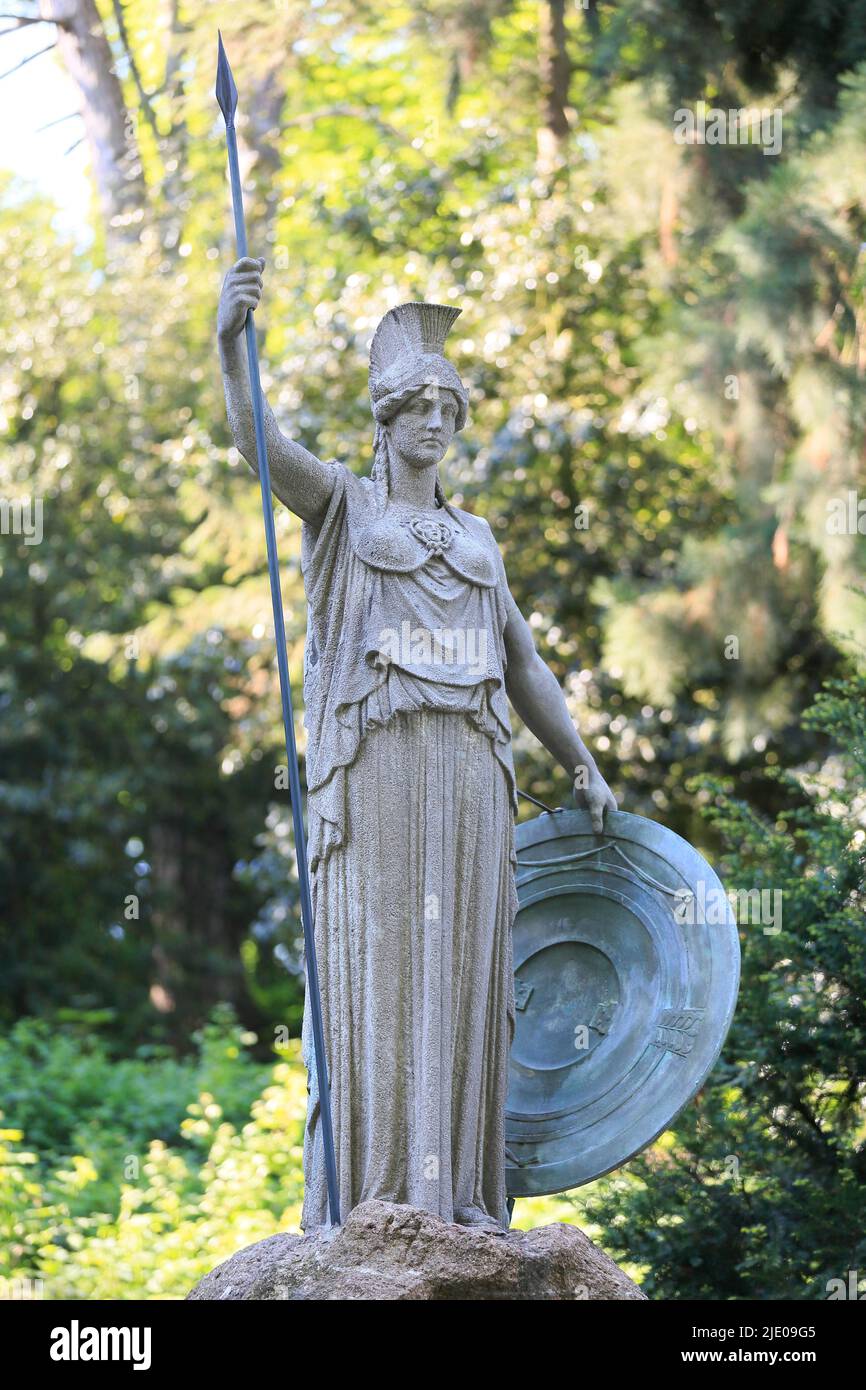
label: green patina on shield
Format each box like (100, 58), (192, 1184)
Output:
(505, 809), (741, 1197)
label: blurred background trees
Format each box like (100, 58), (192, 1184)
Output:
(0, 0), (864, 1297)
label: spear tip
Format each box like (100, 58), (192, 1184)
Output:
(215, 31), (238, 123)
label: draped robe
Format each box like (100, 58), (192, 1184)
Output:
(299, 461), (518, 1230)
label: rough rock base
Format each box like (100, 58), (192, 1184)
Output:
(187, 1199), (646, 1301)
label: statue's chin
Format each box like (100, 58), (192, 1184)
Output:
(403, 448), (446, 470)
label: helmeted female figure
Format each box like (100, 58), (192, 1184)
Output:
(218, 263), (616, 1230)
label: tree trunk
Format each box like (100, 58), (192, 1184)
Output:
(38, 0), (145, 235)
(149, 820), (249, 1038)
(537, 0), (572, 177)
(237, 60), (287, 256)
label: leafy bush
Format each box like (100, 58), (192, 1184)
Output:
(578, 674), (866, 1299)
(0, 1014), (304, 1300)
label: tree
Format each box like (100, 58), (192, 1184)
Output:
(1, 0), (864, 1050)
(581, 671), (866, 1299)
(37, 0), (145, 234)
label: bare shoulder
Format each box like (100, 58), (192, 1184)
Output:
(301, 457), (376, 534)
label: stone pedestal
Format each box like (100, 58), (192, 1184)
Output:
(187, 1199), (645, 1301)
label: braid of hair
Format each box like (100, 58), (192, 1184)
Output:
(370, 423), (391, 514)
(434, 471), (452, 512)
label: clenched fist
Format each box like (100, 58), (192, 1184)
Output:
(218, 256), (265, 343)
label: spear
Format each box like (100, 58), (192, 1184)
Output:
(215, 33), (340, 1227)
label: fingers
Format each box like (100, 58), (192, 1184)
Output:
(224, 267), (262, 318)
(585, 783), (616, 834)
(218, 260), (265, 341)
(227, 257), (264, 300)
(231, 274), (263, 292)
(572, 760), (617, 833)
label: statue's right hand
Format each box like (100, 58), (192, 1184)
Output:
(218, 256), (265, 342)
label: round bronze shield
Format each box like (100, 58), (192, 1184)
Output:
(505, 808), (740, 1197)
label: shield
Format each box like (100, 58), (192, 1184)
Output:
(505, 808), (740, 1198)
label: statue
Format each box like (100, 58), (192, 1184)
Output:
(218, 259), (617, 1231)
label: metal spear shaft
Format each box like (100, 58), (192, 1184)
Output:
(215, 33), (340, 1227)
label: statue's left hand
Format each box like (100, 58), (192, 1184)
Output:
(574, 763), (618, 834)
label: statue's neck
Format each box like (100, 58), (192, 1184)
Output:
(387, 455), (441, 510)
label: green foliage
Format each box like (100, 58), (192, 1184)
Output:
(1, 0), (866, 1300)
(3, 0), (865, 1039)
(0, 1008), (292, 1299)
(0, 1068), (307, 1301)
(0, 1007), (270, 1218)
(578, 673), (866, 1299)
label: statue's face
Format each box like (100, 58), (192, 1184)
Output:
(388, 382), (459, 468)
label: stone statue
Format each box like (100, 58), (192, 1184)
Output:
(218, 259), (617, 1231)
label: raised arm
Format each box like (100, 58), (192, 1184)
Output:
(217, 257), (335, 528)
(502, 586), (617, 833)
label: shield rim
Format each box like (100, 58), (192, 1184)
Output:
(506, 807), (741, 1197)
